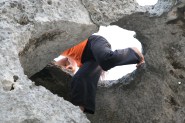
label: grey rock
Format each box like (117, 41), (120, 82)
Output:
(87, 10), (185, 123)
(166, 3), (185, 23)
(0, 0), (97, 122)
(82, 0), (176, 25)
(82, 0), (145, 25)
(1, 0), (185, 122)
(30, 63), (72, 101)
(147, 0), (176, 16)
(30, 10), (185, 122)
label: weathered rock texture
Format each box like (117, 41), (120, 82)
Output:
(82, 0), (177, 25)
(1, 0), (184, 122)
(30, 2), (185, 123)
(0, 0), (98, 122)
(30, 63), (72, 101)
(87, 5), (185, 123)
(81, 0), (145, 25)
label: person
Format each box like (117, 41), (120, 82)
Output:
(54, 35), (145, 114)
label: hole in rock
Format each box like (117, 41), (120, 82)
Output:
(13, 75), (19, 82)
(30, 25), (143, 99)
(47, 0), (52, 5)
(136, 0), (158, 6)
(94, 25), (143, 86)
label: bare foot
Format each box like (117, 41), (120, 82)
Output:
(131, 47), (145, 67)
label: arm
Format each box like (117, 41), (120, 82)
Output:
(65, 57), (78, 73)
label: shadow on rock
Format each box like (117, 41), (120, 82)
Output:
(30, 63), (72, 101)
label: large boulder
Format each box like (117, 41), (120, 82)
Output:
(0, 0), (184, 122)
(0, 0), (97, 122)
(81, 0), (177, 25)
(87, 4), (185, 123)
(30, 2), (185, 123)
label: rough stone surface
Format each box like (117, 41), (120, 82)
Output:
(30, 63), (72, 101)
(87, 7), (185, 123)
(147, 0), (177, 16)
(29, 3), (185, 123)
(0, 85), (90, 123)
(82, 0), (145, 25)
(82, 0), (177, 25)
(10, 0), (98, 77)
(0, 0), (97, 122)
(1, 0), (185, 122)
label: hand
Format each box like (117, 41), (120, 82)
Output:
(55, 56), (78, 73)
(54, 57), (69, 67)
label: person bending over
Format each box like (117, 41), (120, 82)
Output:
(54, 35), (145, 114)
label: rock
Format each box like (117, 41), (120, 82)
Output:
(146, 0), (176, 16)
(14, 0), (98, 77)
(30, 6), (185, 123)
(30, 63), (72, 101)
(0, 0), (97, 122)
(82, 0), (145, 25)
(0, 83), (90, 123)
(1, 0), (184, 122)
(82, 0), (176, 25)
(87, 11), (185, 123)
(167, 3), (185, 23)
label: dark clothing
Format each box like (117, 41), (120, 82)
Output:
(70, 35), (141, 114)
(70, 61), (102, 114)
